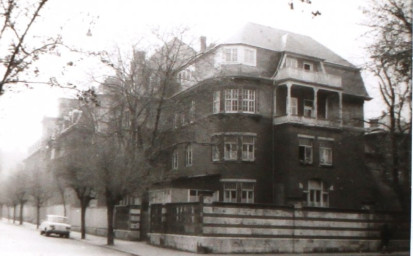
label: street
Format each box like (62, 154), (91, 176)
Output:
(0, 220), (132, 256)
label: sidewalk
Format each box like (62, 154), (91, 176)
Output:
(2, 219), (410, 256)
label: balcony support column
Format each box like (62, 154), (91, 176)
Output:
(286, 83), (292, 116)
(313, 88), (319, 119)
(338, 92), (343, 125)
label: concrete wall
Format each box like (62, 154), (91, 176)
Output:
(148, 203), (410, 253)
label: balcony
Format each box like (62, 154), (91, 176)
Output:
(273, 115), (342, 129)
(275, 67), (342, 88)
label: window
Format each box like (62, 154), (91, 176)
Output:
(189, 101), (195, 123)
(224, 136), (238, 160)
(244, 48), (256, 65)
(304, 99), (313, 118)
(173, 113), (179, 129)
(242, 136), (255, 161)
(241, 183), (254, 203)
(290, 97), (298, 115)
(298, 137), (313, 164)
(178, 69), (192, 83)
(303, 62), (312, 71)
(172, 149), (178, 170)
(181, 113), (187, 126)
(223, 89), (256, 114)
(223, 183), (237, 203)
(319, 141), (333, 166)
(213, 91), (220, 113)
(212, 145), (220, 161)
(307, 180), (329, 207)
(222, 46), (256, 66)
(225, 89), (239, 112)
(242, 89), (255, 113)
(185, 144), (193, 167)
(223, 182), (255, 203)
(224, 48), (238, 62)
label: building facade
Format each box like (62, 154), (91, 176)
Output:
(150, 23), (377, 210)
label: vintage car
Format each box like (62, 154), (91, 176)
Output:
(40, 215), (71, 238)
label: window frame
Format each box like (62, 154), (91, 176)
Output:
(319, 140), (333, 166)
(241, 136), (255, 161)
(298, 138), (313, 165)
(224, 89), (239, 113)
(213, 91), (221, 114)
(304, 99), (314, 118)
(242, 89), (256, 113)
(189, 100), (195, 123)
(290, 97), (298, 116)
(306, 180), (329, 207)
(172, 149), (178, 170)
(303, 62), (313, 71)
(223, 183), (238, 203)
(212, 144), (220, 162)
(244, 48), (256, 66)
(185, 144), (193, 167)
(224, 136), (238, 160)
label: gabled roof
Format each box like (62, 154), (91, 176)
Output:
(220, 22), (355, 68)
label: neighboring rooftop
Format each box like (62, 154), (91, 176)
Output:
(220, 22), (356, 68)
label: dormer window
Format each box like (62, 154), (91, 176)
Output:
(303, 62), (312, 71)
(221, 46), (256, 66)
(224, 48), (238, 62)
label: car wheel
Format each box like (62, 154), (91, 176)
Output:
(40, 231), (44, 235)
(66, 233), (70, 239)
(45, 231), (50, 237)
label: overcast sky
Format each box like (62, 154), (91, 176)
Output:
(0, 0), (381, 171)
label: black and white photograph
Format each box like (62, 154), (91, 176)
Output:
(0, 0), (411, 255)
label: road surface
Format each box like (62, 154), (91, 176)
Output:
(0, 220), (132, 256)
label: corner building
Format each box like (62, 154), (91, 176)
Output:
(151, 23), (375, 210)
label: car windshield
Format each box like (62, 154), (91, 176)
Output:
(47, 216), (68, 224)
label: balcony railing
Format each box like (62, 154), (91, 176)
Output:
(273, 115), (342, 128)
(275, 67), (342, 88)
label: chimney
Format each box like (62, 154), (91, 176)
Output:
(200, 36), (207, 52)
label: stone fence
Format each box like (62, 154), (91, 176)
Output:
(148, 202), (410, 253)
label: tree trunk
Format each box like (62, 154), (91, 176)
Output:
(13, 204), (16, 224)
(106, 202), (115, 245)
(36, 204), (40, 229)
(19, 202), (24, 225)
(80, 199), (88, 239)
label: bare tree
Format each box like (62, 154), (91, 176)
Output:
(0, 0), (62, 95)
(364, 0), (412, 209)
(5, 168), (29, 224)
(52, 103), (97, 239)
(92, 28), (200, 245)
(28, 167), (52, 228)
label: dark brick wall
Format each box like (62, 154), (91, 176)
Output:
(273, 124), (375, 209)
